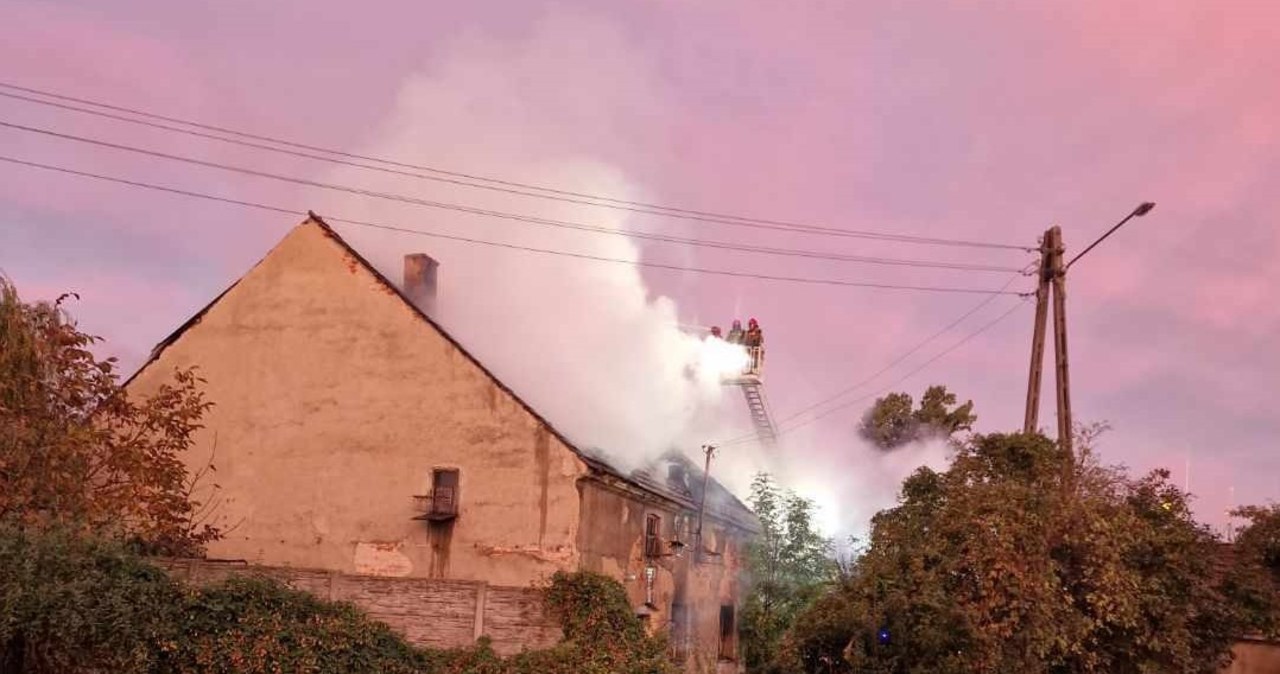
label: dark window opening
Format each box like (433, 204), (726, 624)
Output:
(428, 468), (459, 519)
(645, 514), (662, 558)
(719, 604), (736, 661)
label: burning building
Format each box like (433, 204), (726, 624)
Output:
(125, 214), (758, 672)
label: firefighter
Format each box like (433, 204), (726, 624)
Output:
(726, 319), (744, 344)
(710, 325), (723, 339)
(745, 318), (763, 347)
(744, 318), (764, 374)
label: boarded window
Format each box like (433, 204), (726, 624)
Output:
(719, 604), (736, 660)
(645, 514), (662, 558)
(430, 469), (459, 518)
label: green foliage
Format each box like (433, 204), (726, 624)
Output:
(1228, 504), (1280, 637)
(1234, 504), (1280, 588)
(174, 576), (433, 673)
(0, 277), (219, 555)
(742, 473), (836, 672)
(859, 385), (975, 450)
(0, 526), (675, 673)
(0, 524), (182, 674)
(782, 431), (1270, 674)
(533, 570), (675, 674)
(775, 586), (858, 674)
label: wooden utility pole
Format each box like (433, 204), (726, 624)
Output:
(694, 444), (715, 562)
(1022, 226), (1073, 458)
(1022, 234), (1052, 434)
(1024, 204), (1155, 465)
(1048, 227), (1073, 458)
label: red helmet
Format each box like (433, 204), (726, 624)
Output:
(748, 318), (759, 328)
(710, 326), (722, 337)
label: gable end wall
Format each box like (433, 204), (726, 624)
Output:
(127, 221), (587, 585)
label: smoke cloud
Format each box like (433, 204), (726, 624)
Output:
(315, 15), (749, 473)
(311, 12), (949, 535)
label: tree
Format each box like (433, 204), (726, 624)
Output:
(782, 431), (1266, 674)
(859, 385), (975, 451)
(741, 474), (836, 672)
(1227, 504), (1280, 638)
(0, 277), (218, 554)
(1233, 504), (1280, 585)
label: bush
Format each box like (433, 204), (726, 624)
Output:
(0, 524), (183, 673)
(1, 527), (676, 674)
(535, 570), (674, 674)
(173, 576), (433, 674)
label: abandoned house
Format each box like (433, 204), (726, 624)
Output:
(125, 214), (760, 672)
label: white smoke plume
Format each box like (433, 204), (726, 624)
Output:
(313, 15), (748, 472)
(309, 13), (952, 534)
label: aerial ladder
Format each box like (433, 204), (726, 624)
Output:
(717, 320), (780, 450)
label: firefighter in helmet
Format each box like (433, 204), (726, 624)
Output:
(745, 318), (764, 374)
(745, 318), (763, 347)
(710, 325), (723, 339)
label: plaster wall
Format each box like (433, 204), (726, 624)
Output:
(1221, 638), (1280, 674)
(127, 221), (586, 585)
(577, 479), (748, 671)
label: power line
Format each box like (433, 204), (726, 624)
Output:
(0, 118), (1030, 273)
(719, 296), (1029, 447)
(764, 270), (1026, 428)
(781, 296), (1029, 431)
(0, 81), (1032, 251)
(0, 154), (1031, 297)
(715, 276), (1017, 447)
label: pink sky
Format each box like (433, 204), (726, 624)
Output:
(2, 1), (1278, 532)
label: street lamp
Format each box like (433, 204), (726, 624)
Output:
(1066, 202), (1156, 270)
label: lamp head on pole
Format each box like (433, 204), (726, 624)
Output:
(1133, 202), (1156, 217)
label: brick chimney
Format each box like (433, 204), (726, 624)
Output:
(403, 254), (438, 315)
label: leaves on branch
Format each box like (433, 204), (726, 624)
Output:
(779, 431), (1280, 673)
(1, 277), (220, 555)
(859, 385), (976, 451)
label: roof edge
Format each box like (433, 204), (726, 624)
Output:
(124, 213), (751, 522)
(301, 213), (592, 464)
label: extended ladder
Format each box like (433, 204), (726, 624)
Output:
(739, 381), (779, 449)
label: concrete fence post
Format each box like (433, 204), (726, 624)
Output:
(473, 582), (488, 641)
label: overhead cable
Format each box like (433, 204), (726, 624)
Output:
(0, 154), (1030, 297)
(0, 118), (1029, 273)
(719, 296), (1029, 447)
(766, 270), (1026, 427)
(0, 82), (1032, 251)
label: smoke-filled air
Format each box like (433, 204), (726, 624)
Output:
(316, 17), (753, 475)
(312, 15), (948, 537)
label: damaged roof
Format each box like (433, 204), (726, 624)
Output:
(128, 213), (758, 534)
(607, 449), (761, 533)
